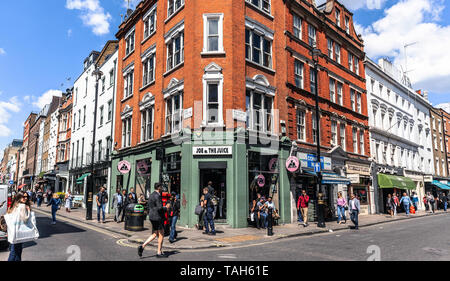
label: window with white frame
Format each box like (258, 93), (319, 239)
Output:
(329, 78), (336, 103)
(335, 43), (341, 64)
(355, 57), (360, 75)
(165, 93), (183, 134)
(203, 14), (224, 53)
(293, 14), (302, 39)
(203, 63), (223, 126)
(167, 0), (184, 19)
(99, 106), (104, 126)
(327, 38), (333, 59)
(359, 129), (364, 155)
(246, 89), (273, 133)
(206, 83), (220, 124)
(143, 5), (157, 40)
(143, 53), (155, 87)
(356, 92), (362, 113)
(337, 82), (343, 106)
(108, 100), (113, 121)
(335, 8), (340, 26)
(247, 0), (271, 14)
(297, 109), (306, 141)
(308, 24), (316, 47)
(101, 76), (105, 93)
(124, 71), (134, 98)
(98, 140), (102, 162)
(331, 120), (337, 146)
(166, 31), (184, 71)
(350, 89), (356, 111)
(345, 16), (350, 34)
(348, 53), (353, 72)
(353, 127), (358, 153)
(83, 106), (86, 126)
(312, 112), (317, 144)
(294, 60), (304, 89)
(141, 107), (154, 142)
(73, 113), (77, 131)
(245, 28), (273, 69)
(125, 30), (135, 56)
(122, 117), (132, 148)
(340, 123), (346, 150)
(310, 67), (316, 94)
(109, 69), (114, 86)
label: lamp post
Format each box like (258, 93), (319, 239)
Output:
(86, 67), (103, 220)
(311, 43), (325, 227)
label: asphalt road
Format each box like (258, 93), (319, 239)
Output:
(1, 212), (449, 261)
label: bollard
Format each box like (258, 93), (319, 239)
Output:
(267, 208), (274, 236)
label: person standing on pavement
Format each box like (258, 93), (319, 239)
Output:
(392, 193), (399, 216)
(120, 189), (127, 222)
(64, 190), (74, 213)
(7, 192), (32, 261)
(411, 192), (419, 212)
(297, 189), (310, 227)
(399, 192), (412, 216)
(427, 193), (435, 213)
(349, 193), (360, 230)
(96, 186), (108, 223)
(202, 187), (216, 236)
(47, 193), (61, 225)
(130, 188), (138, 203)
(336, 192), (347, 224)
(195, 193), (205, 230)
(112, 188), (124, 223)
(256, 197), (267, 229)
(36, 188), (43, 207)
(138, 183), (171, 258)
(45, 189), (53, 204)
(442, 192), (448, 212)
(386, 194), (394, 217)
(168, 192), (180, 243)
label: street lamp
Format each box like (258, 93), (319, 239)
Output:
(86, 67), (103, 220)
(311, 43), (325, 228)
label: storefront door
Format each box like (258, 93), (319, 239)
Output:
(199, 168), (227, 221)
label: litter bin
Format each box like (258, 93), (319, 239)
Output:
(124, 204), (145, 231)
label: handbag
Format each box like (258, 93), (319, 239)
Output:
(194, 205), (203, 216)
(4, 208), (39, 244)
(250, 212), (255, 222)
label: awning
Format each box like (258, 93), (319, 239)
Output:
(76, 173), (91, 184)
(377, 173), (416, 190)
(431, 180), (450, 190)
(321, 172), (351, 185)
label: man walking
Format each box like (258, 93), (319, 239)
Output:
(297, 189), (309, 227)
(442, 192), (448, 212)
(399, 192), (412, 216)
(138, 183), (171, 258)
(96, 186), (108, 223)
(120, 189), (127, 222)
(349, 193), (360, 230)
(202, 187), (216, 236)
(168, 192), (180, 243)
(392, 193), (399, 216)
(112, 188), (124, 223)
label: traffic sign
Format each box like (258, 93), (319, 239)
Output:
(314, 162), (321, 173)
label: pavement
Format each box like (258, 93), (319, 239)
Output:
(33, 204), (449, 250)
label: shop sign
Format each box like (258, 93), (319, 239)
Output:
(193, 146), (233, 156)
(347, 174), (360, 184)
(256, 174), (265, 187)
(346, 162), (371, 176)
(183, 107), (193, 119)
(297, 153), (332, 171)
(286, 156), (300, 172)
(423, 175), (433, 182)
(118, 160), (131, 174)
(232, 110), (247, 122)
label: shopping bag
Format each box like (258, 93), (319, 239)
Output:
(194, 205), (203, 216)
(410, 205), (416, 214)
(250, 213), (255, 222)
(4, 210), (39, 244)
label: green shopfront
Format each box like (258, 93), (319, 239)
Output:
(109, 130), (292, 228)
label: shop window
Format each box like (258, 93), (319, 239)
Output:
(136, 158), (152, 199)
(161, 152), (181, 195)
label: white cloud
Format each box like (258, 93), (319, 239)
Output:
(359, 0), (450, 94)
(32, 89), (62, 109)
(66, 0), (112, 36)
(67, 29), (73, 37)
(0, 96), (21, 137)
(0, 48), (5, 55)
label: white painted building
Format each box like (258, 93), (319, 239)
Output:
(365, 58), (433, 213)
(69, 42), (118, 211)
(48, 109), (59, 171)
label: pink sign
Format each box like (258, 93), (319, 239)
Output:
(118, 160), (131, 174)
(256, 175), (266, 187)
(268, 158), (279, 172)
(286, 156), (300, 173)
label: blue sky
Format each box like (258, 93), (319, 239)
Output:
(0, 0), (449, 154)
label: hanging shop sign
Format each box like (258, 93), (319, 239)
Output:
(118, 160), (131, 174)
(268, 158), (279, 173)
(193, 146), (233, 156)
(286, 156), (300, 173)
(232, 110), (247, 122)
(346, 161), (371, 176)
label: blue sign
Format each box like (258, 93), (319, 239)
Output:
(314, 162), (321, 173)
(9, 180), (14, 185)
(306, 155), (325, 170)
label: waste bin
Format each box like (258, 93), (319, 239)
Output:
(124, 204), (145, 231)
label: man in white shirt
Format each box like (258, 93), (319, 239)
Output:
(349, 193), (360, 230)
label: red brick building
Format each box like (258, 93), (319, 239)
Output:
(55, 90), (73, 192)
(441, 109), (450, 176)
(110, 0), (371, 227)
